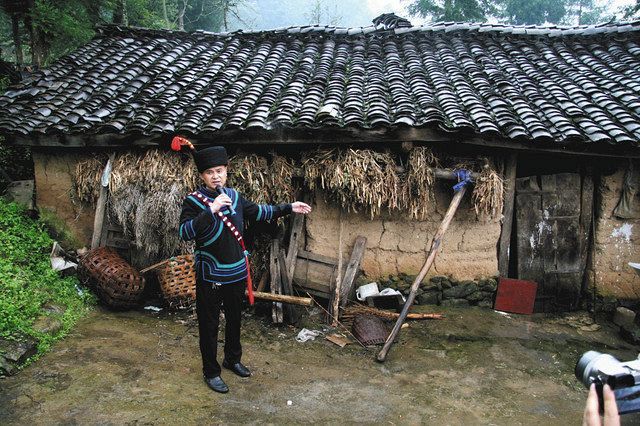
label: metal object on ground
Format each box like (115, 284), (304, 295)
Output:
(80, 246), (144, 309)
(351, 314), (390, 346)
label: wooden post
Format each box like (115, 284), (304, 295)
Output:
(377, 185), (468, 362)
(278, 248), (299, 323)
(329, 211), (344, 325)
(285, 213), (305, 283)
(269, 239), (283, 324)
(91, 154), (114, 250)
(339, 236), (367, 308)
(498, 153), (517, 278)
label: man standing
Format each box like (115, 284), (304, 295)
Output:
(178, 145), (311, 394)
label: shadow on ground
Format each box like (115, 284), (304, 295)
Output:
(1, 305), (639, 425)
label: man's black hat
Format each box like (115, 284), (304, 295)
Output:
(194, 146), (228, 173)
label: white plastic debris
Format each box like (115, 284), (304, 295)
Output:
(295, 328), (321, 342)
(287, 400), (293, 406)
(50, 242), (77, 272)
(379, 287), (406, 302)
(144, 306), (162, 312)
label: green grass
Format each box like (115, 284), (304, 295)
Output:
(0, 199), (95, 360)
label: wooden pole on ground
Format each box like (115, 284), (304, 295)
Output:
(251, 291), (313, 306)
(377, 185), (469, 362)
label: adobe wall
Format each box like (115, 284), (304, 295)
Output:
(593, 167), (640, 299)
(32, 150), (95, 247)
(305, 182), (501, 281)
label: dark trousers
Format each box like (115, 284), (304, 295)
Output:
(195, 279), (245, 378)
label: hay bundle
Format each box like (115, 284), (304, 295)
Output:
(302, 148), (338, 192)
(74, 155), (107, 204)
(104, 149), (198, 261)
(303, 148), (400, 218)
(472, 162), (504, 217)
(402, 147), (438, 220)
(228, 153), (270, 204)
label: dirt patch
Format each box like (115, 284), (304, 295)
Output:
(1, 306), (639, 424)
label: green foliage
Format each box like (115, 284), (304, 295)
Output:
(501, 0), (566, 24)
(623, 0), (640, 19)
(0, 199), (95, 357)
(30, 0), (96, 65)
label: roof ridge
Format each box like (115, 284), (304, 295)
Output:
(96, 19), (640, 39)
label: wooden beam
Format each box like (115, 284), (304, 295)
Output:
(339, 236), (367, 308)
(498, 153), (517, 277)
(6, 128), (640, 159)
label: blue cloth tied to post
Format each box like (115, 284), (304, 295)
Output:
(453, 169), (473, 192)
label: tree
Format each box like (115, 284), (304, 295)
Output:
(304, 0), (342, 25)
(500, 0), (566, 24)
(407, 0), (497, 22)
(622, 0), (640, 19)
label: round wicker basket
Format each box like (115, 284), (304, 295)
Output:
(80, 246), (145, 309)
(351, 314), (390, 346)
(156, 254), (196, 308)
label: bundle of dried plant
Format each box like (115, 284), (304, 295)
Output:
(74, 155), (107, 204)
(403, 147), (438, 220)
(472, 162), (504, 217)
(228, 153), (270, 204)
(302, 148), (338, 192)
(303, 148), (400, 218)
(267, 153), (298, 204)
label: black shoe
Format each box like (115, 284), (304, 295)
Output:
(204, 375), (229, 393)
(222, 360), (251, 377)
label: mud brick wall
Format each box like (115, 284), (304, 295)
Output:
(306, 184), (501, 281)
(32, 150), (96, 246)
(592, 167), (640, 300)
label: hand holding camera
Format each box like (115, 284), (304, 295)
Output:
(583, 383), (620, 426)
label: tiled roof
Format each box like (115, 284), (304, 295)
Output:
(1, 20), (640, 147)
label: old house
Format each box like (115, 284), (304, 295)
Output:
(0, 14), (638, 311)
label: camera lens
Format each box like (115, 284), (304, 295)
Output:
(576, 351), (602, 385)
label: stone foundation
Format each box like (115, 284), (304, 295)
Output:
(379, 273), (497, 308)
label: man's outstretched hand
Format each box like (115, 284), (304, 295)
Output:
(583, 383), (620, 426)
(291, 202), (312, 214)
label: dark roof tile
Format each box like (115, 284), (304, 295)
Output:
(1, 21), (639, 147)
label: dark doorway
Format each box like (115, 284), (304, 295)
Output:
(514, 172), (593, 312)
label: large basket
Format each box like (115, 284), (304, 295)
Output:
(80, 246), (145, 309)
(157, 255), (196, 308)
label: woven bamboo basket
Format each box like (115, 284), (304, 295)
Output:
(156, 254), (196, 308)
(80, 246), (145, 309)
(351, 314), (390, 346)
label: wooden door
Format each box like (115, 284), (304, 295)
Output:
(515, 173), (593, 312)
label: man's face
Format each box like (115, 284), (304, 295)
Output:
(200, 165), (228, 190)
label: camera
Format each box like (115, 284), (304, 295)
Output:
(575, 350), (640, 414)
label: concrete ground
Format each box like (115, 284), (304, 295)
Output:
(1, 305), (639, 425)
